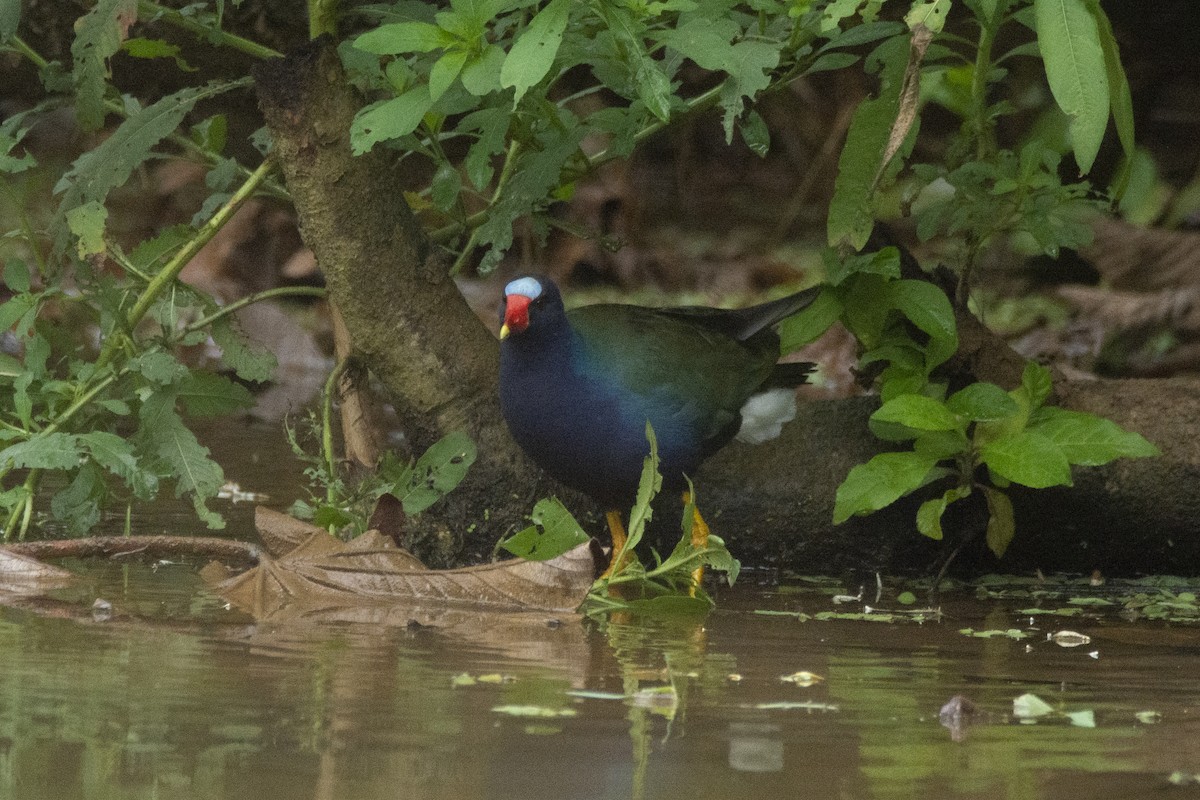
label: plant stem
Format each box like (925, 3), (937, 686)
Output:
(185, 286), (327, 332)
(970, 1), (1006, 162)
(137, 0), (284, 60)
(321, 358), (351, 511)
(95, 157), (277, 373)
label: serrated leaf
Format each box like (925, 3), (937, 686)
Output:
(718, 40), (780, 143)
(501, 0), (571, 103)
(65, 200), (108, 258)
(50, 463), (104, 536)
(176, 370), (255, 417)
(54, 79), (250, 255)
(833, 451), (939, 523)
(71, 0), (137, 131)
(982, 485), (1015, 557)
(872, 394), (961, 431)
(980, 430), (1072, 488)
(350, 87), (433, 154)
(353, 21), (452, 54)
(211, 316), (277, 383)
(1029, 408), (1159, 465)
(827, 34), (908, 249)
(134, 350), (189, 385)
(0, 433), (82, 470)
(947, 382), (1020, 421)
(80, 430), (157, 498)
(138, 392), (225, 528)
(401, 431), (477, 515)
(1034, 0), (1109, 173)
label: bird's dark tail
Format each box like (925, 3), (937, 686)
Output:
(728, 284), (822, 341)
(767, 361), (817, 387)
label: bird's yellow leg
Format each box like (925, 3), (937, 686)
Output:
(683, 491), (711, 588)
(600, 509), (628, 579)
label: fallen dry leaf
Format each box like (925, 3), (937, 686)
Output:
(211, 529), (597, 617)
(0, 549), (77, 596)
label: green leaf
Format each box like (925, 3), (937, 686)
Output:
(980, 430), (1072, 488)
(738, 110), (770, 158)
(80, 430), (157, 498)
(211, 317), (277, 383)
(833, 451), (939, 523)
(461, 44), (506, 95)
(827, 34), (908, 249)
(904, 0), (950, 33)
(778, 288), (841, 352)
(71, 0), (137, 131)
(501, 0), (571, 103)
(0, 0), (19, 45)
(718, 40), (780, 143)
(429, 48), (469, 102)
(805, 52), (860, 75)
(401, 431), (476, 515)
(501, 497), (589, 560)
(138, 391), (225, 528)
(65, 200), (108, 258)
(982, 485), (1015, 557)
(120, 37), (195, 71)
(872, 394), (961, 431)
(54, 79), (250, 255)
(134, 350), (188, 385)
(51, 463), (104, 536)
(176, 371), (254, 417)
(353, 22), (452, 54)
(350, 87), (433, 154)
(431, 161), (463, 212)
(946, 382), (1020, 421)
(1091, 3), (1133, 194)
(1021, 361), (1053, 408)
(886, 280), (957, 356)
(1034, 0), (1109, 173)
(0, 433), (82, 470)
(3, 259), (30, 293)
(1029, 407), (1159, 465)
(916, 485), (971, 540)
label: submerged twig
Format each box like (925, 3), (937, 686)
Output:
(4, 536), (262, 567)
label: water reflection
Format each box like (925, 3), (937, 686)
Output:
(0, 562), (1197, 800)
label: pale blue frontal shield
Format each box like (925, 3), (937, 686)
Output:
(504, 276), (543, 300)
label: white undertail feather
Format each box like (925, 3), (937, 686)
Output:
(735, 388), (797, 445)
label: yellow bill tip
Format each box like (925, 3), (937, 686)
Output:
(499, 323), (511, 340)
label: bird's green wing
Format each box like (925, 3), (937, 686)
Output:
(569, 304), (779, 447)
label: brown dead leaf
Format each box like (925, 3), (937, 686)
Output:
(367, 493), (406, 544)
(0, 549), (77, 595)
(255, 506), (326, 557)
(212, 531), (596, 618)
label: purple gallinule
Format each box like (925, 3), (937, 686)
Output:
(498, 275), (818, 578)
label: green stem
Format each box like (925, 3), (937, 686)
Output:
(970, 2), (1006, 162)
(42, 373), (119, 437)
(137, 0), (283, 60)
(185, 286), (327, 332)
(17, 470), (37, 541)
(448, 140), (523, 272)
(95, 158), (276, 373)
(321, 359), (351, 512)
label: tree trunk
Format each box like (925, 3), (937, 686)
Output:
(253, 39), (578, 566)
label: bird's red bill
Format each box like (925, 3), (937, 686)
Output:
(504, 294), (533, 333)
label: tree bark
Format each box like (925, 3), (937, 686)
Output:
(253, 39), (575, 567)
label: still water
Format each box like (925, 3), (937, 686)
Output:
(2, 422), (1198, 800)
